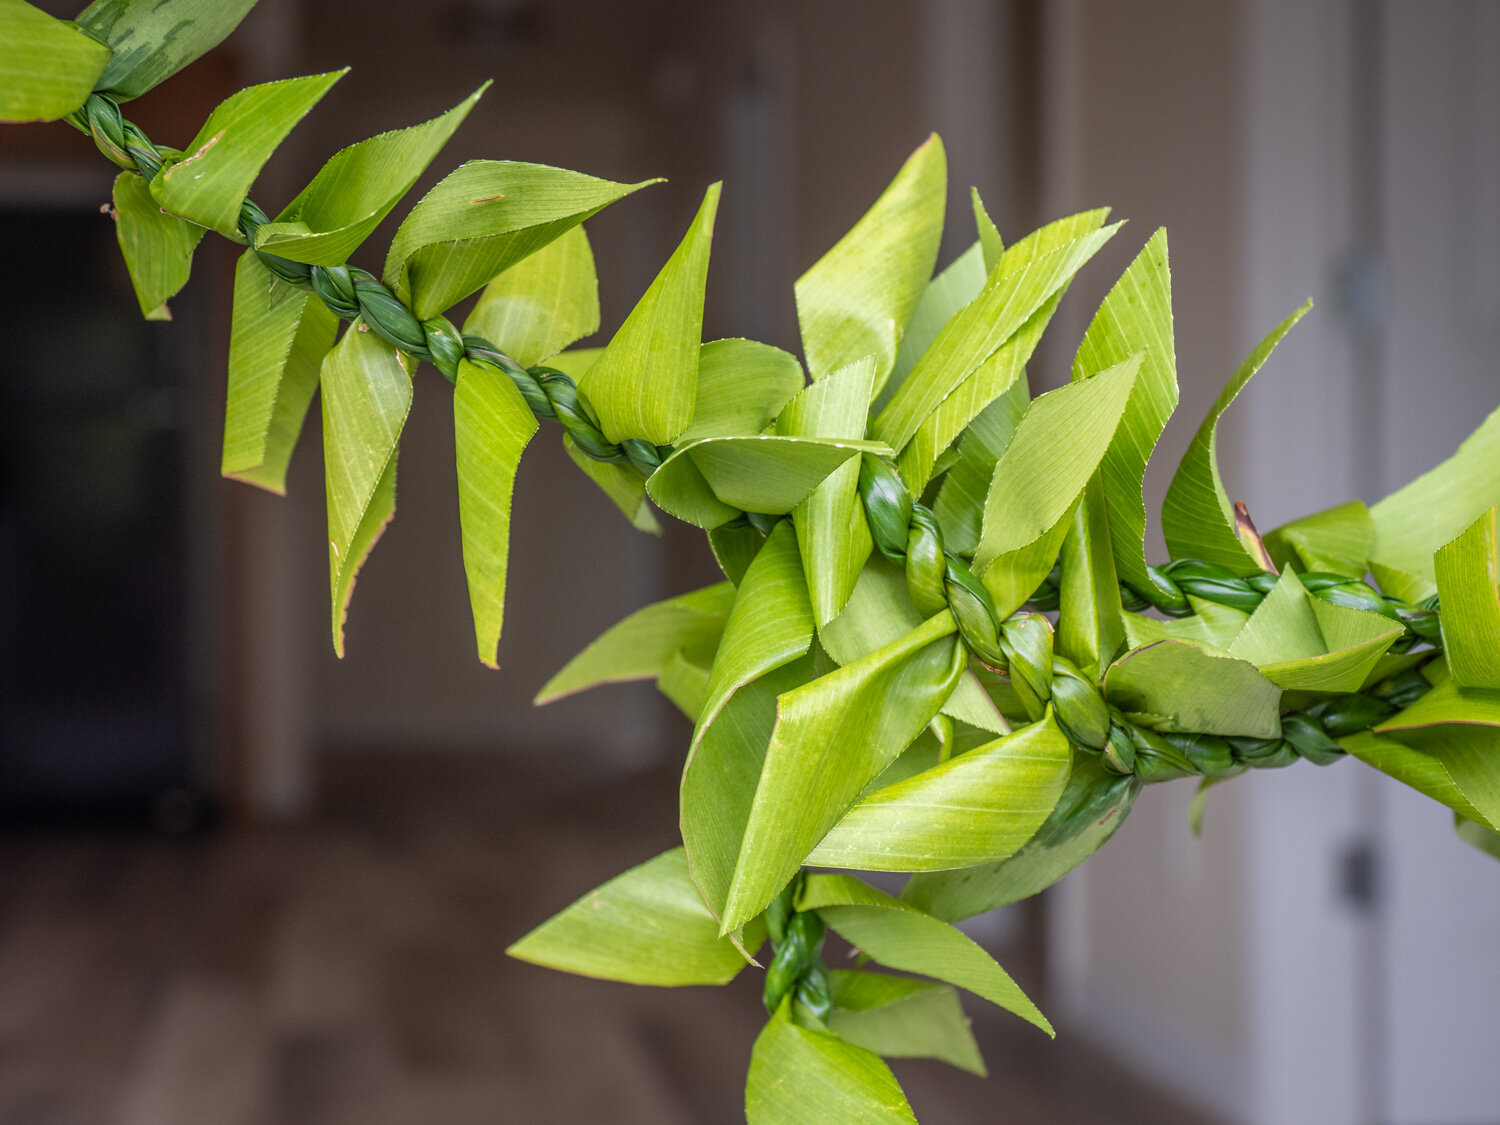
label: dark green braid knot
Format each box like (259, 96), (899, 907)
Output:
(762, 876), (832, 1022)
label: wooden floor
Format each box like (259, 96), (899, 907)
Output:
(0, 756), (1217, 1125)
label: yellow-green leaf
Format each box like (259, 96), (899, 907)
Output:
(464, 226), (599, 368)
(1161, 300), (1311, 572)
(1264, 499), (1373, 576)
(320, 324), (413, 655)
(152, 70), (346, 236)
(0, 0), (110, 122)
(1434, 508), (1500, 690)
(221, 250), (338, 493)
(385, 160), (652, 319)
(508, 848), (761, 987)
(1342, 731), (1496, 830)
(678, 338), (804, 443)
(1104, 639), (1281, 737)
(827, 971), (986, 1077)
(1056, 475), (1125, 679)
(454, 358), (538, 668)
(112, 170), (204, 319)
(795, 135), (946, 388)
(1375, 679), (1500, 829)
(254, 86), (486, 266)
(578, 182), (719, 444)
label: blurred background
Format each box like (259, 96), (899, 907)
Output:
(2, 0), (1498, 1122)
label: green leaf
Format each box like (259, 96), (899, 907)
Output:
(708, 521), (765, 585)
(806, 714), (1070, 872)
(1056, 475), (1125, 679)
(679, 339), (805, 443)
(1122, 597), (1249, 652)
(320, 325), (413, 656)
(463, 226), (599, 368)
(534, 582), (735, 704)
(1456, 815), (1500, 861)
(0, 0), (110, 122)
(746, 1000), (917, 1125)
(151, 70), (346, 236)
(779, 358), (877, 626)
(902, 756), (1140, 921)
(973, 353), (1143, 605)
(647, 436), (889, 526)
(1434, 508), (1500, 689)
(578, 183), (720, 444)
(454, 358), (538, 668)
(1342, 731), (1495, 830)
(795, 135), (946, 387)
(1161, 300), (1312, 572)
(78, 0), (256, 100)
(933, 390), (1028, 555)
(720, 614), (966, 932)
(657, 650), (711, 721)
(221, 250), (338, 493)
(1370, 404), (1500, 587)
(873, 213), (1119, 454)
(253, 86), (487, 266)
(798, 875), (1051, 1034)
(112, 171), (204, 319)
(1227, 569), (1401, 692)
(384, 160), (652, 319)
(827, 971), (985, 1077)
(1071, 229), (1179, 591)
(563, 436), (660, 531)
(508, 848), (761, 987)
(877, 240), (986, 418)
(1264, 499), (1373, 576)
(1104, 639), (1281, 737)
(1375, 679), (1500, 829)
(973, 188), (1004, 269)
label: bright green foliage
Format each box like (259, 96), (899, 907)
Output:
(1057, 477), (1125, 679)
(0, 0), (110, 122)
(465, 228), (600, 368)
(1105, 639), (1281, 737)
(1342, 732), (1496, 830)
(152, 70), (346, 236)
(1161, 300), (1311, 571)
(454, 358), (539, 667)
(254, 86), (487, 266)
(1265, 499), (1373, 575)
(747, 1000), (917, 1125)
(826, 972), (985, 1077)
(78, 0), (256, 100)
(319, 324), (412, 655)
(221, 250), (338, 492)
(1434, 508), (1500, 689)
(798, 875), (1051, 1035)
(508, 848), (763, 986)
(534, 582), (735, 703)
(1124, 598), (1249, 651)
(111, 171), (204, 319)
(1376, 680), (1500, 830)
(679, 339), (804, 443)
(385, 160), (652, 319)
(579, 183), (720, 444)
(795, 135), (946, 388)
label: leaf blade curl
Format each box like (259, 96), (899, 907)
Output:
(0, 0), (111, 123)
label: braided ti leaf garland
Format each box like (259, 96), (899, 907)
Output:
(6, 2), (1500, 1120)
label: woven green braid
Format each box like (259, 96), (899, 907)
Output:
(762, 875), (833, 1021)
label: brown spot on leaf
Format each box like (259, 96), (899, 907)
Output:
(469, 193), (505, 204)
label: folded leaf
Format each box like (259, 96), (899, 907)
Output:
(385, 160), (652, 319)
(1370, 404), (1500, 587)
(798, 874), (1051, 1034)
(78, 0), (256, 100)
(1456, 815), (1500, 861)
(876, 240), (986, 417)
(807, 714), (1070, 871)
(795, 135), (946, 387)
(1264, 499), (1373, 576)
(454, 358), (539, 667)
(678, 338), (805, 443)
(722, 613), (965, 932)
(1161, 300), (1311, 572)
(933, 390), (1028, 555)
(461, 221), (599, 368)
(1434, 508), (1500, 689)
(0, 0), (110, 122)
(657, 650), (711, 721)
(534, 581), (735, 703)
(780, 358), (878, 626)
(647, 436), (889, 525)
(112, 171), (204, 319)
(508, 848), (761, 986)
(320, 325), (414, 654)
(1056, 475), (1124, 679)
(254, 86), (486, 266)
(1342, 731), (1496, 830)
(902, 755), (1140, 921)
(221, 250), (338, 493)
(563, 435), (660, 532)
(747, 1000), (917, 1125)
(152, 70), (346, 236)
(1071, 229), (1178, 592)
(1375, 679), (1500, 829)
(1122, 597), (1249, 652)
(1104, 639), (1281, 737)
(827, 971), (985, 1077)
(578, 182), (719, 444)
